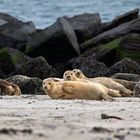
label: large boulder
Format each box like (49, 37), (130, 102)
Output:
(80, 17), (140, 52)
(66, 13), (101, 43)
(117, 33), (140, 63)
(26, 17), (80, 65)
(102, 8), (139, 32)
(0, 12), (36, 50)
(13, 56), (54, 79)
(0, 47), (32, 75)
(109, 58), (140, 76)
(0, 70), (6, 79)
(66, 54), (110, 77)
(88, 38), (122, 66)
(6, 75), (45, 95)
(111, 73), (140, 82)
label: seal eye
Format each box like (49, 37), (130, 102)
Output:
(71, 73), (73, 75)
(65, 73), (67, 76)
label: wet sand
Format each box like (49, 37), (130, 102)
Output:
(0, 95), (140, 140)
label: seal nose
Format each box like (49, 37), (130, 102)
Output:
(67, 75), (70, 79)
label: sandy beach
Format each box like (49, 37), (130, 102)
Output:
(0, 95), (139, 140)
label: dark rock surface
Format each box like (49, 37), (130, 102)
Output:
(0, 12), (36, 50)
(111, 73), (140, 82)
(0, 47), (32, 75)
(13, 56), (53, 79)
(67, 13), (101, 43)
(66, 54), (110, 77)
(102, 8), (139, 32)
(0, 70), (6, 79)
(109, 58), (140, 75)
(6, 75), (45, 95)
(26, 17), (80, 65)
(117, 33), (140, 63)
(80, 17), (140, 52)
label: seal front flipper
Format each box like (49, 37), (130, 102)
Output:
(62, 84), (77, 94)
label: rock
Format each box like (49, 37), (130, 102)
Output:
(133, 80), (140, 97)
(109, 58), (140, 76)
(50, 63), (65, 78)
(66, 53), (110, 77)
(14, 56), (53, 79)
(80, 17), (140, 52)
(90, 38), (122, 66)
(117, 33), (140, 63)
(0, 12), (36, 50)
(102, 8), (139, 32)
(0, 47), (32, 75)
(111, 73), (140, 82)
(0, 70), (6, 79)
(26, 17), (80, 65)
(66, 13), (101, 43)
(6, 75), (45, 95)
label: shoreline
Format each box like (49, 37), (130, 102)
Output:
(0, 95), (140, 139)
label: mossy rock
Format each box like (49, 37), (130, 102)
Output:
(96, 38), (122, 55)
(0, 47), (32, 74)
(24, 44), (33, 54)
(117, 34), (140, 63)
(92, 38), (122, 66)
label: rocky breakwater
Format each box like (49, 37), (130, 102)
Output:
(0, 9), (140, 95)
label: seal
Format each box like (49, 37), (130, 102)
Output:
(0, 79), (21, 96)
(63, 70), (121, 97)
(72, 69), (133, 97)
(63, 70), (89, 82)
(42, 79), (116, 101)
(111, 78), (137, 91)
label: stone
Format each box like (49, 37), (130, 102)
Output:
(80, 17), (140, 52)
(66, 53), (110, 77)
(26, 17), (80, 65)
(102, 8), (139, 32)
(6, 75), (45, 95)
(67, 13), (101, 43)
(0, 47), (32, 75)
(111, 73), (140, 82)
(90, 38), (122, 66)
(109, 58), (140, 75)
(0, 12), (36, 50)
(117, 33), (140, 64)
(14, 56), (53, 79)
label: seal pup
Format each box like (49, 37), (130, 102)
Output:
(42, 79), (116, 101)
(72, 69), (132, 97)
(0, 79), (21, 96)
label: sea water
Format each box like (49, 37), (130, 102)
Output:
(0, 0), (139, 28)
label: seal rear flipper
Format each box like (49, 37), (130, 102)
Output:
(108, 89), (121, 97)
(101, 93), (115, 101)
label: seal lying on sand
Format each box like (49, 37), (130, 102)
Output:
(63, 70), (121, 97)
(72, 69), (133, 97)
(0, 79), (21, 95)
(42, 79), (116, 101)
(63, 70), (89, 82)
